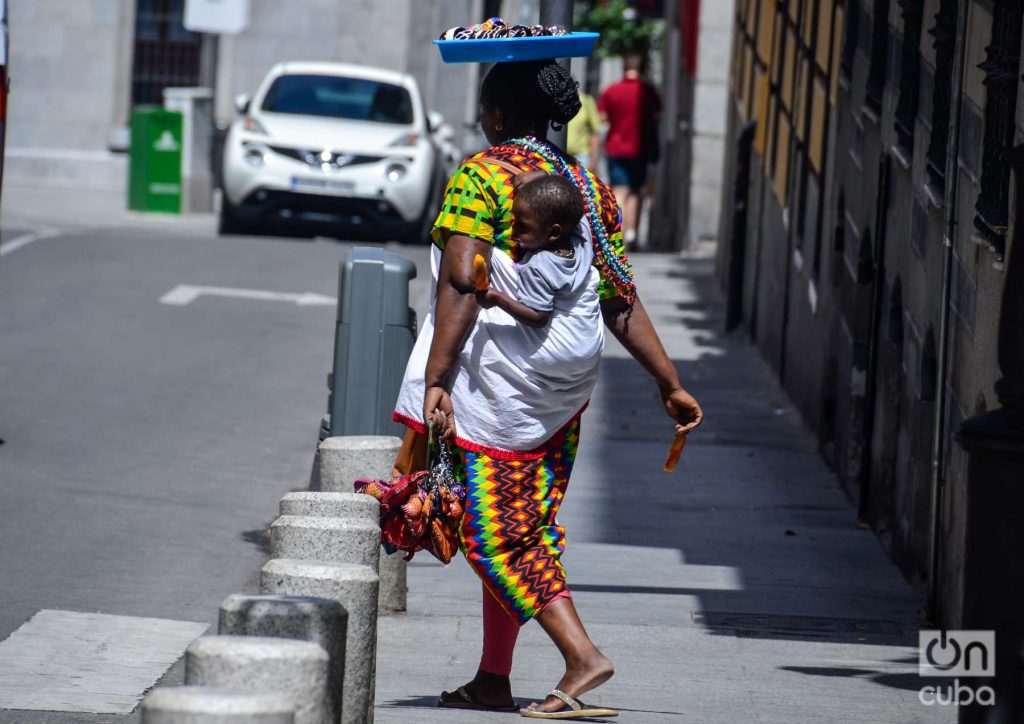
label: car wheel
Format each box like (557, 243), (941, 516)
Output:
(218, 198), (249, 235)
(397, 200), (432, 244)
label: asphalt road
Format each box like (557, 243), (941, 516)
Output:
(0, 214), (431, 722)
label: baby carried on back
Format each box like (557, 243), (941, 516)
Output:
(394, 170), (604, 453)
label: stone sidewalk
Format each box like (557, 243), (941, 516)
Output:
(373, 247), (955, 723)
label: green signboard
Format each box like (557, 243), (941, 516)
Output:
(128, 108), (183, 214)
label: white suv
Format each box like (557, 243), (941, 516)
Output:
(220, 61), (454, 243)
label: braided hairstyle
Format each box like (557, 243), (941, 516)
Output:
(480, 60), (582, 133)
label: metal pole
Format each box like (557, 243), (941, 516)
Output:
(856, 153), (892, 523)
(483, 0), (502, 21)
(539, 0), (574, 149)
(538, 0), (573, 28)
(926, 0), (970, 627)
(651, 0), (681, 251)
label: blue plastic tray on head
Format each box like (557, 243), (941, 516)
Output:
(434, 32), (599, 64)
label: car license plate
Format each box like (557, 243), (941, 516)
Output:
(290, 176), (355, 194)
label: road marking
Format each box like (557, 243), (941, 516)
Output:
(160, 284), (337, 307)
(0, 227), (62, 256)
(0, 609), (208, 713)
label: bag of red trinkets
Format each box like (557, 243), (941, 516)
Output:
(354, 423), (466, 565)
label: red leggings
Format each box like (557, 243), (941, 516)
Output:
(479, 583), (572, 676)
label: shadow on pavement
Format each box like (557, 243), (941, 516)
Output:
(575, 250), (925, 657)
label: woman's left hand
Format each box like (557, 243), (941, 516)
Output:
(424, 385), (457, 441)
(663, 386), (703, 434)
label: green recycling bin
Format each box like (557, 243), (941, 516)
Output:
(128, 107), (183, 214)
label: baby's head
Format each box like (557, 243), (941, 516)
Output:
(511, 173), (585, 251)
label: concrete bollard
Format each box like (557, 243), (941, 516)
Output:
(378, 550), (408, 613)
(280, 491), (379, 523)
(218, 594), (346, 724)
(316, 435), (402, 493)
(270, 515), (380, 571)
(260, 559), (378, 724)
(141, 686), (295, 723)
(184, 636), (329, 724)
(279, 491), (408, 613)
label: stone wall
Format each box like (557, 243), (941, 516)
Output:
(715, 0), (1018, 628)
(6, 0), (134, 187)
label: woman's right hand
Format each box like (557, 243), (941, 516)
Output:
(424, 385), (457, 442)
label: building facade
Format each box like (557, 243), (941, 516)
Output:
(716, 0), (1021, 628)
(652, 0), (736, 250)
(5, 0), (479, 191)
(689, 0), (736, 242)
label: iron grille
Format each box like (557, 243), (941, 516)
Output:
(842, 0), (861, 78)
(865, 0), (891, 112)
(269, 147), (386, 169)
(972, 0), (1022, 262)
(131, 0), (202, 107)
(924, 0), (956, 185)
(894, 0), (923, 149)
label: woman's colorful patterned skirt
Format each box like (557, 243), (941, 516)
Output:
(455, 413), (581, 626)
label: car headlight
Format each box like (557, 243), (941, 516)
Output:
(385, 163), (407, 182)
(243, 144), (267, 167)
(388, 132), (419, 147)
(244, 116), (267, 134)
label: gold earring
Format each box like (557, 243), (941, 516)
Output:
(496, 122), (503, 131)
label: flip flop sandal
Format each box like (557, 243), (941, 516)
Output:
(438, 685), (518, 712)
(519, 689), (619, 719)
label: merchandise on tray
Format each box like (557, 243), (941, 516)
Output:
(438, 16), (568, 41)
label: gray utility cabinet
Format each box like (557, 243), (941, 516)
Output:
(328, 246), (417, 437)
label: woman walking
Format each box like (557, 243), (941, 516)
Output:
(392, 59), (703, 718)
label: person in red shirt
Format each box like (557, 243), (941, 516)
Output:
(598, 54), (662, 249)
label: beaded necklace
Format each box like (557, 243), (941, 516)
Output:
(505, 135), (636, 302)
